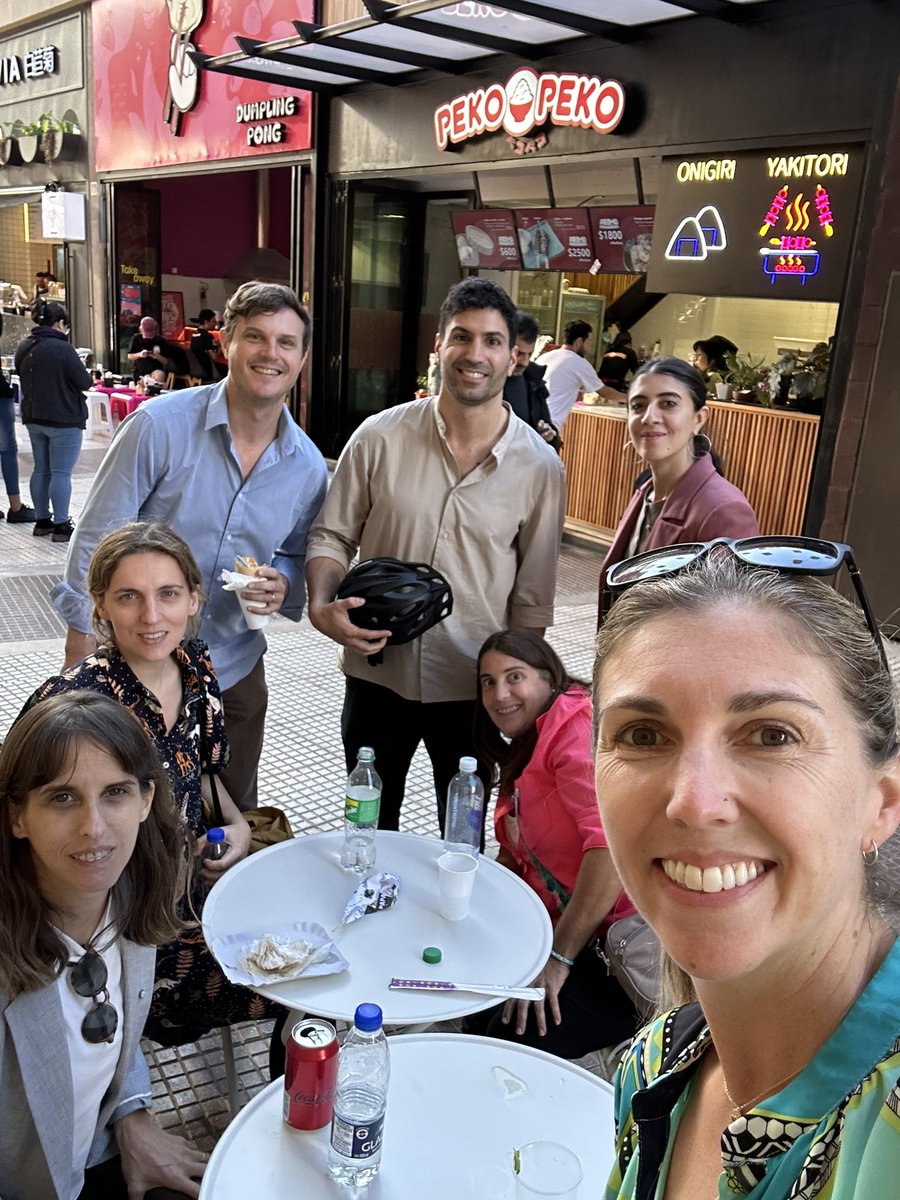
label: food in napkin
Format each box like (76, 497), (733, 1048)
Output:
(242, 933), (318, 979)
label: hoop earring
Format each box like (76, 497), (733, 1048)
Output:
(621, 438), (642, 467)
(862, 840), (879, 866)
(694, 433), (712, 456)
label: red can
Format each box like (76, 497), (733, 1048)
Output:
(283, 1019), (339, 1130)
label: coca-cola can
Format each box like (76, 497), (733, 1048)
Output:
(282, 1018), (339, 1130)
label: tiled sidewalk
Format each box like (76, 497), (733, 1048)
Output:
(0, 422), (610, 1153)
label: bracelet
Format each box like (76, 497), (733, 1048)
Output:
(549, 949), (575, 967)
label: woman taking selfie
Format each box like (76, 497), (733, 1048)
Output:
(470, 630), (638, 1059)
(22, 522), (270, 1048)
(597, 357), (757, 621)
(594, 538), (900, 1198)
(0, 692), (205, 1199)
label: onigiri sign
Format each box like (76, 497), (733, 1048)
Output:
(434, 67), (625, 151)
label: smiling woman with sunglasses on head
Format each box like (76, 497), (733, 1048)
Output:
(597, 357), (758, 622)
(0, 692), (206, 1199)
(594, 539), (900, 1200)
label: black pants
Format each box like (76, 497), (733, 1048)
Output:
(79, 1155), (190, 1199)
(341, 676), (490, 833)
(220, 655), (267, 811)
(463, 938), (640, 1061)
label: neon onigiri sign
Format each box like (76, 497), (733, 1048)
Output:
(434, 67), (625, 151)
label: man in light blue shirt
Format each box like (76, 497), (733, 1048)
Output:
(52, 282), (328, 809)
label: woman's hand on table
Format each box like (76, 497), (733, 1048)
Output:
(502, 954), (570, 1037)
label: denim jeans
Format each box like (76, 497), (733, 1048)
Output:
(0, 397), (19, 497)
(26, 423), (83, 522)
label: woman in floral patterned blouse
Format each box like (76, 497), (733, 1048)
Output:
(21, 522), (275, 1046)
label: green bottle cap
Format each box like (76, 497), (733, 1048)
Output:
(422, 946), (442, 964)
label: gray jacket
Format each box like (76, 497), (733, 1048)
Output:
(0, 939), (154, 1200)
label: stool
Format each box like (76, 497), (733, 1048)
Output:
(85, 391), (114, 438)
(111, 392), (141, 422)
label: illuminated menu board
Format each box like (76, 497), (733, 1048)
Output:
(450, 211), (522, 269)
(514, 209), (594, 271)
(647, 146), (864, 300)
(588, 206), (655, 273)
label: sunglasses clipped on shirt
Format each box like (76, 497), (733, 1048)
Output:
(69, 947), (118, 1045)
(605, 535), (888, 672)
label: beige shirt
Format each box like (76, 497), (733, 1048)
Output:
(307, 396), (566, 703)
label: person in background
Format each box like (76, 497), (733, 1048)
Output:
(502, 310), (560, 452)
(23, 522), (278, 1048)
(595, 542), (900, 1199)
(306, 278), (564, 833)
(190, 309), (224, 382)
(0, 691), (206, 1199)
(0, 312), (36, 525)
(692, 334), (738, 396)
(535, 319), (604, 433)
(597, 357), (758, 622)
(128, 317), (171, 384)
(53, 282), (328, 812)
(468, 630), (638, 1059)
(600, 331), (640, 393)
(14, 300), (91, 544)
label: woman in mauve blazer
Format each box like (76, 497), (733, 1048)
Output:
(598, 358), (758, 622)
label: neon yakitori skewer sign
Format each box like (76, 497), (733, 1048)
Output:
(647, 146), (863, 300)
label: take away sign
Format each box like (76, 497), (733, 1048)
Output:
(434, 67), (625, 151)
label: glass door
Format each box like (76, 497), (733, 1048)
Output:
(343, 187), (421, 439)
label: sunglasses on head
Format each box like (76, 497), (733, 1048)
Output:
(69, 948), (118, 1045)
(605, 535), (888, 673)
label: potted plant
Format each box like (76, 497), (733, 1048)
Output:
(725, 351), (772, 407)
(14, 113), (82, 164)
(0, 121), (23, 167)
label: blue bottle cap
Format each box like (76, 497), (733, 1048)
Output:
(207, 827), (225, 843)
(354, 1002), (383, 1032)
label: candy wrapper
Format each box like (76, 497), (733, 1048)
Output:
(340, 871), (400, 926)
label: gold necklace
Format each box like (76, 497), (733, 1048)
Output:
(721, 1064), (803, 1123)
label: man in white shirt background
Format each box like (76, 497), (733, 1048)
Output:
(535, 319), (603, 433)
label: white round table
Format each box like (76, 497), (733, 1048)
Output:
(203, 830), (552, 1024)
(199, 1033), (615, 1199)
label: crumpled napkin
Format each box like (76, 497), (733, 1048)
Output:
(212, 921), (349, 986)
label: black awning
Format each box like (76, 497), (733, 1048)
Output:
(192, 0), (772, 95)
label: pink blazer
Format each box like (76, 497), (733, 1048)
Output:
(597, 453), (759, 621)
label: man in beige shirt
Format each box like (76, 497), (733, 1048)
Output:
(306, 278), (565, 831)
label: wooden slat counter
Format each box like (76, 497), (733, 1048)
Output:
(560, 401), (820, 541)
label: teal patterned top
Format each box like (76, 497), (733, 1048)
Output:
(607, 938), (900, 1200)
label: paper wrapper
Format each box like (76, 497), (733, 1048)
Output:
(220, 568), (269, 630)
(340, 871), (400, 926)
(211, 921), (349, 986)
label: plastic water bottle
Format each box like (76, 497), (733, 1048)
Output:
(328, 1003), (390, 1188)
(341, 747), (382, 873)
(202, 827), (227, 862)
(444, 756), (484, 857)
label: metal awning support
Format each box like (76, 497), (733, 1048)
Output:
(192, 0), (774, 97)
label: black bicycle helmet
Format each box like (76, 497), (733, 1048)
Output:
(336, 557), (453, 647)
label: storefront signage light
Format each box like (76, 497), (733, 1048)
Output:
(0, 45), (58, 87)
(648, 146), (862, 301)
(234, 95), (298, 147)
(434, 67), (625, 151)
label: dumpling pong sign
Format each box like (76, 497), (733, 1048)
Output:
(434, 67), (625, 151)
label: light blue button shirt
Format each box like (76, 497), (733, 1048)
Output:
(51, 382), (328, 691)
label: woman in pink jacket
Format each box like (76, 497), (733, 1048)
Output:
(598, 357), (758, 622)
(468, 630), (638, 1060)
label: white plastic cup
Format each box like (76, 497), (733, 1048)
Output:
(715, 382), (732, 401)
(437, 851), (478, 920)
(236, 590), (269, 631)
(513, 1141), (583, 1199)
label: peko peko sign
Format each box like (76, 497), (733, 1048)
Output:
(434, 66), (625, 151)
